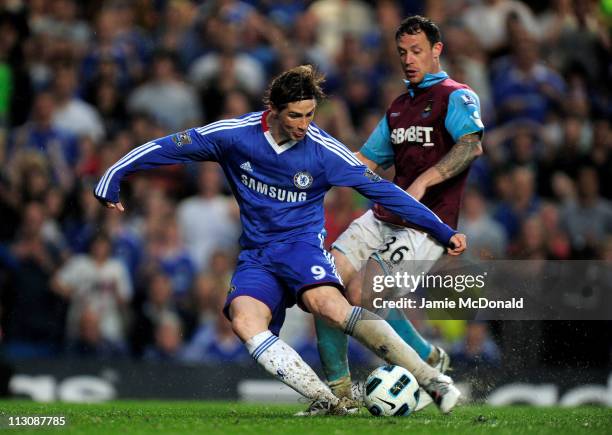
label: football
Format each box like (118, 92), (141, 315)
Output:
(363, 365), (421, 416)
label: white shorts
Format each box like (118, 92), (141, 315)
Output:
(331, 210), (445, 276)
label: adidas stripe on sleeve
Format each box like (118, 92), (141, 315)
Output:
(94, 114), (260, 204)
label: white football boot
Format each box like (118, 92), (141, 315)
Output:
(422, 373), (461, 414)
(415, 346), (452, 412)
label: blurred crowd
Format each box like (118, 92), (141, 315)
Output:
(0, 0), (610, 368)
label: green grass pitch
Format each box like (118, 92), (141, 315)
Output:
(0, 401), (610, 434)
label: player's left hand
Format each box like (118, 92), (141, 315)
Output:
(447, 233), (466, 256)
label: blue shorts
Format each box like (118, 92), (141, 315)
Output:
(223, 238), (344, 335)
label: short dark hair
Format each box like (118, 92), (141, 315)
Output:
(395, 15), (442, 46)
(263, 65), (325, 110)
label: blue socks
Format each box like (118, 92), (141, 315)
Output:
(384, 308), (432, 360)
(316, 308), (433, 384)
(315, 317), (350, 382)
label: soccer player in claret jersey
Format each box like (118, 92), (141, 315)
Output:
(315, 15), (485, 412)
(94, 65), (466, 415)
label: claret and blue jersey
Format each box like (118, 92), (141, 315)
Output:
(94, 110), (456, 249)
(360, 71), (485, 229)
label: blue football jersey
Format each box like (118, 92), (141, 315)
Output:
(94, 111), (456, 249)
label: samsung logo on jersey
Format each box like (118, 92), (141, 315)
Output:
(391, 126), (434, 147)
(241, 175), (308, 203)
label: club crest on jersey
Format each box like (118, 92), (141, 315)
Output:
(364, 168), (381, 182)
(293, 171), (313, 189)
(172, 131), (192, 147)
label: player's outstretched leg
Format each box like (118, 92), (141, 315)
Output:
(229, 296), (350, 415)
(362, 254), (452, 412)
(316, 250), (450, 403)
(362, 253), (448, 368)
(302, 286), (461, 414)
(346, 306), (459, 413)
(384, 307), (433, 360)
(377, 306), (451, 412)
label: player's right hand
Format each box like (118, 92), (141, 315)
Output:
(447, 233), (466, 256)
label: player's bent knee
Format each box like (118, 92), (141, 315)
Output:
(229, 297), (272, 342)
(230, 315), (254, 342)
(302, 286), (350, 329)
(231, 313), (272, 342)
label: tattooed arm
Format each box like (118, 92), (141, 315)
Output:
(435, 133), (483, 179)
(405, 133), (483, 200)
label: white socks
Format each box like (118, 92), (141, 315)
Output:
(246, 331), (338, 404)
(344, 307), (439, 384)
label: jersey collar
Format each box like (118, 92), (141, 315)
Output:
(261, 110), (299, 155)
(403, 71), (448, 96)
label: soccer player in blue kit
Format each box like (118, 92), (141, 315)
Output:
(94, 65), (466, 415)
